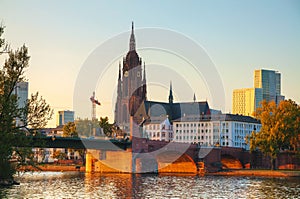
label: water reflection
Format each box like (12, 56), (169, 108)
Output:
(0, 172), (299, 198)
(84, 173), (136, 198)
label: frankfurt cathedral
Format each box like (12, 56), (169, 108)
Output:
(114, 23), (210, 131)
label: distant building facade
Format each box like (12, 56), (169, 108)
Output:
(57, 110), (75, 126)
(232, 88), (262, 116)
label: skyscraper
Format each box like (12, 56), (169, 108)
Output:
(232, 69), (284, 116)
(254, 69), (284, 105)
(14, 82), (28, 109)
(57, 110), (75, 126)
(232, 88), (263, 116)
(14, 81), (28, 126)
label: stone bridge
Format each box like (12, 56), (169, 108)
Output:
(19, 136), (250, 173)
(220, 147), (251, 169)
(85, 138), (249, 173)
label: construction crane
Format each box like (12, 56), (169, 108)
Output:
(90, 91), (101, 120)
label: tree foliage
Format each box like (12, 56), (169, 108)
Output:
(99, 117), (113, 137)
(62, 122), (78, 137)
(75, 118), (101, 137)
(249, 100), (300, 170)
(0, 26), (53, 181)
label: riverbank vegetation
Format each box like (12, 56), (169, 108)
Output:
(249, 100), (300, 170)
(0, 25), (53, 185)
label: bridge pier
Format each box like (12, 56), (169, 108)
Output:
(85, 152), (93, 173)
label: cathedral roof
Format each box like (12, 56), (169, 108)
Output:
(144, 101), (211, 121)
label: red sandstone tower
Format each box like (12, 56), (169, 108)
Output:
(114, 22), (147, 131)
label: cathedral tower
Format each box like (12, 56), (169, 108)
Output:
(115, 22), (147, 130)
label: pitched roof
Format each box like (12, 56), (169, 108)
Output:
(143, 116), (170, 125)
(144, 100), (210, 121)
(173, 113), (260, 124)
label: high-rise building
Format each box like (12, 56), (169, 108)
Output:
(14, 81), (28, 126)
(232, 69), (285, 116)
(14, 82), (29, 109)
(57, 110), (75, 126)
(232, 88), (263, 116)
(254, 69), (284, 105)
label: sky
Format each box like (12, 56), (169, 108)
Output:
(1, 0), (299, 127)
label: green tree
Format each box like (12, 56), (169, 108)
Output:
(62, 121), (78, 137)
(99, 117), (113, 137)
(249, 100), (300, 170)
(0, 26), (53, 183)
(75, 118), (101, 137)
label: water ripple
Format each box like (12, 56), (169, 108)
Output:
(0, 172), (299, 198)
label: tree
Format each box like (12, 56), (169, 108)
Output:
(62, 122), (78, 137)
(0, 26), (53, 183)
(99, 117), (113, 137)
(75, 118), (101, 137)
(249, 100), (300, 170)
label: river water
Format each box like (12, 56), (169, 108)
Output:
(0, 172), (299, 198)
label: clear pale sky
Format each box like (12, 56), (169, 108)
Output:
(1, 0), (299, 127)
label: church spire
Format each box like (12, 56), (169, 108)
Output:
(143, 62), (146, 82)
(118, 62), (121, 80)
(129, 21), (136, 51)
(169, 81), (173, 104)
(142, 62), (147, 100)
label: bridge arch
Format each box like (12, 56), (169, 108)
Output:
(221, 154), (243, 169)
(156, 151), (197, 173)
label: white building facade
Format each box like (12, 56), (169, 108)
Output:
(143, 117), (173, 141)
(173, 114), (261, 150)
